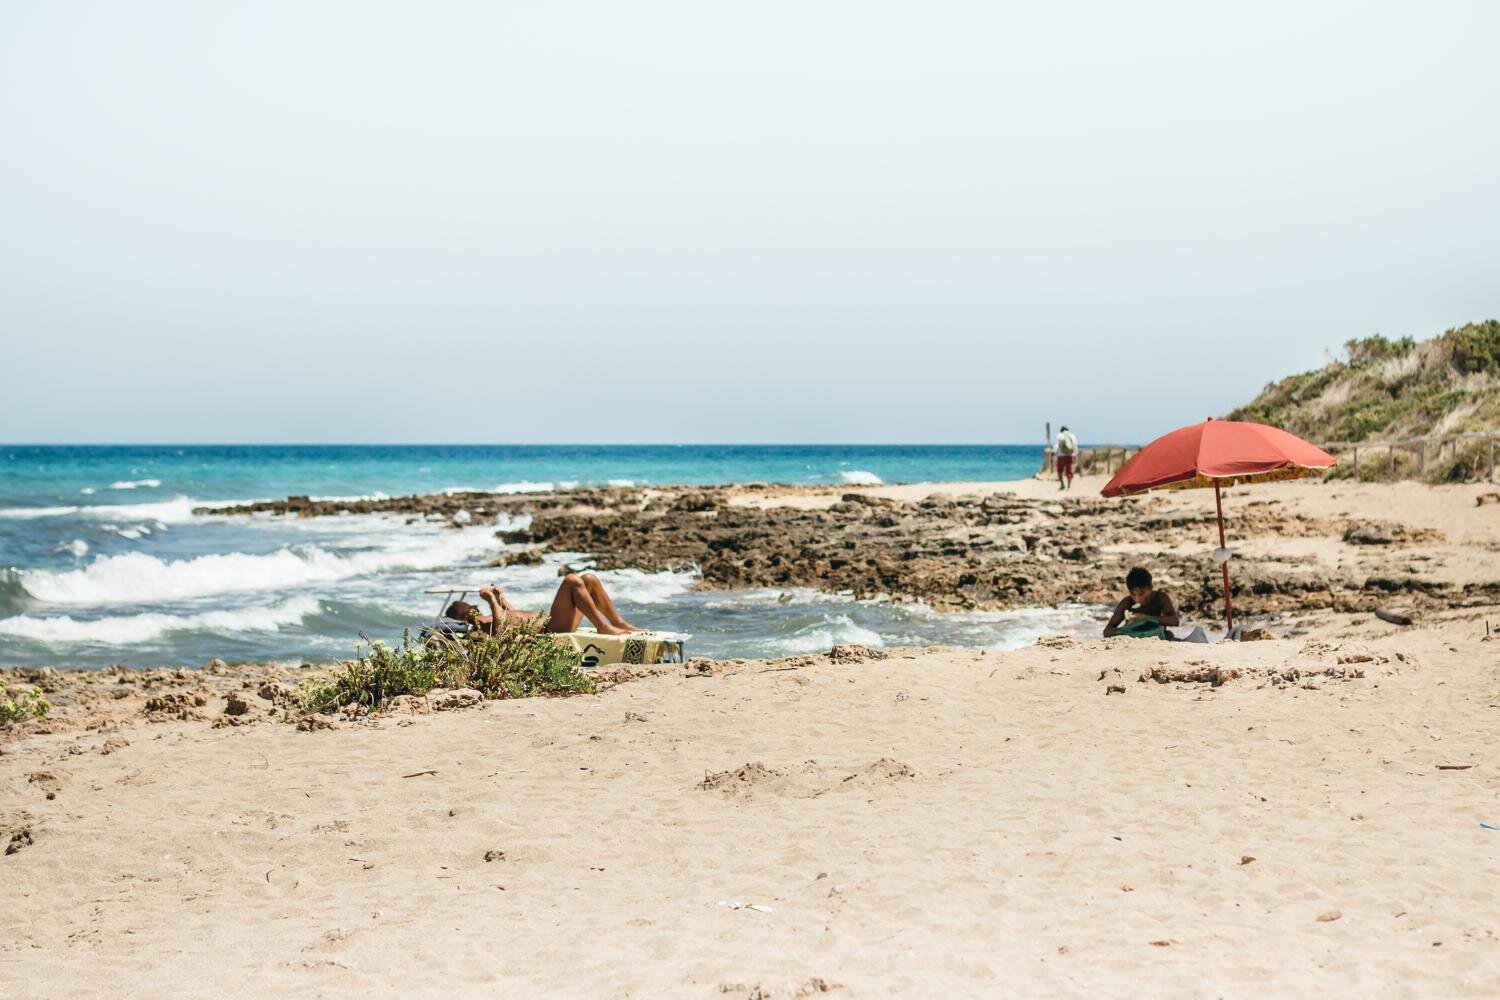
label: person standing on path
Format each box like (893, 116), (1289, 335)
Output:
(1055, 425), (1078, 490)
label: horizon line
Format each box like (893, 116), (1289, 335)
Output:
(2, 441), (1120, 449)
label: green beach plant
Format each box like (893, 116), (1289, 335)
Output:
(301, 618), (593, 714)
(0, 676), (51, 725)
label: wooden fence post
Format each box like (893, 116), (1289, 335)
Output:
(1490, 437), (1495, 481)
(1418, 441), (1426, 474)
(1352, 446), (1359, 479)
(1388, 445), (1394, 478)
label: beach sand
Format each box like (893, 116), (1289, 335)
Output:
(3, 477), (1499, 997)
(4, 625), (1499, 996)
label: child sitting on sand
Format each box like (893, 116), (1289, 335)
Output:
(1103, 567), (1180, 639)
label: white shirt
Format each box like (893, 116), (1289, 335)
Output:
(1056, 430), (1077, 455)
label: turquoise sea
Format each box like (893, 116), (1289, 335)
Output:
(0, 445), (1095, 667)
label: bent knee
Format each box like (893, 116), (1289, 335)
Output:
(563, 573), (584, 587)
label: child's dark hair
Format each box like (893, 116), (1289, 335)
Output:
(446, 600), (477, 621)
(1125, 567), (1152, 589)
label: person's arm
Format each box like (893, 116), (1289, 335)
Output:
(1103, 597), (1130, 637)
(1157, 593), (1180, 627)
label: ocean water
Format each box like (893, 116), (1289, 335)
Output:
(0, 445), (1099, 667)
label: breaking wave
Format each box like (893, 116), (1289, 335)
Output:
(838, 470), (883, 486)
(16, 529), (499, 605)
(0, 497), (203, 523)
(760, 614), (886, 655)
(0, 596), (319, 644)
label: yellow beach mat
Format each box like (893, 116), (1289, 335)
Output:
(553, 629), (688, 668)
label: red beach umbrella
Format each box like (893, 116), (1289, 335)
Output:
(1100, 418), (1337, 630)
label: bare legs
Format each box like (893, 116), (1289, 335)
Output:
(545, 573), (639, 635)
(580, 573), (641, 631)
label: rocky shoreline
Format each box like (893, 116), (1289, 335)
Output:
(202, 481), (1496, 620)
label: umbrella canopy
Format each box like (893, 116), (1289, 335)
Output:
(1100, 418), (1336, 630)
(1101, 419), (1336, 497)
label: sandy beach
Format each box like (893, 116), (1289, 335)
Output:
(4, 477), (1498, 997)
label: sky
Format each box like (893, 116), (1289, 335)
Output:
(1, 0), (1497, 445)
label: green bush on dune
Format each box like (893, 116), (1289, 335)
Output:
(0, 676), (51, 725)
(1227, 321), (1500, 480)
(1448, 319), (1500, 374)
(301, 617), (594, 714)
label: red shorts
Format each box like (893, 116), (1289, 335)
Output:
(1057, 454), (1076, 476)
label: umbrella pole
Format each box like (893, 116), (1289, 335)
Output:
(1214, 480), (1234, 630)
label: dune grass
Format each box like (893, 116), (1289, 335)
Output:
(301, 617), (594, 714)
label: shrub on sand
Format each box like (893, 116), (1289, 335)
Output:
(0, 676), (51, 725)
(302, 618), (593, 714)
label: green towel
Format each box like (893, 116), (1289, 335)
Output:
(1117, 617), (1166, 640)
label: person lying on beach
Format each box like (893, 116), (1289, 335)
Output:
(448, 573), (643, 637)
(1103, 567), (1180, 639)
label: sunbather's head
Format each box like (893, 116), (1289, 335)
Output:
(447, 600), (478, 623)
(1125, 567), (1153, 603)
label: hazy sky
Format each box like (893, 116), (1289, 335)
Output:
(2, 1), (1497, 444)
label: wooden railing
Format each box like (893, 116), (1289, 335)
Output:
(1041, 446), (1139, 476)
(1318, 432), (1497, 481)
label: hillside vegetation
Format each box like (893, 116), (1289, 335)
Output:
(1226, 321), (1499, 480)
(1227, 320), (1498, 479)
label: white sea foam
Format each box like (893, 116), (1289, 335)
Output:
(19, 528), (498, 605)
(0, 497), (239, 524)
(438, 481), (557, 495)
(590, 567), (696, 604)
(109, 478), (162, 490)
(0, 596), (319, 644)
(56, 539), (90, 558)
(699, 587), (854, 610)
(0, 505), (78, 520)
(761, 614), (885, 655)
(308, 492), (391, 503)
(904, 601), (1104, 650)
(79, 487), (96, 495)
(606, 479), (636, 488)
(493, 481), (555, 494)
(100, 523), (154, 540)
(838, 470), (883, 485)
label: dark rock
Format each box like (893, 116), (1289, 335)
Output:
(5, 828), (33, 856)
(841, 493), (895, 508)
(829, 644), (889, 664)
(491, 548), (543, 567)
(142, 692), (208, 722)
(431, 688), (483, 711)
(1344, 522), (1394, 545)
